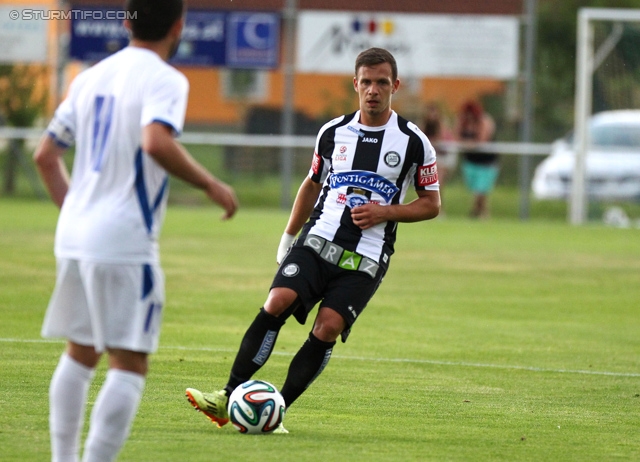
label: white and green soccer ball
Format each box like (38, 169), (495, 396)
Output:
(228, 380), (285, 434)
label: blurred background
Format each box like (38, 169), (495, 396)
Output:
(2, 0), (640, 223)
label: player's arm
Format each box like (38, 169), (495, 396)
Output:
(33, 135), (70, 209)
(276, 176), (322, 264)
(351, 189), (440, 230)
(142, 122), (238, 219)
(284, 176), (322, 235)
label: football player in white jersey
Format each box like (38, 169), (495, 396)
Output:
(34, 1), (238, 460)
(186, 48), (439, 432)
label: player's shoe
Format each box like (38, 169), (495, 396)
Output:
(273, 422), (289, 434)
(185, 388), (229, 427)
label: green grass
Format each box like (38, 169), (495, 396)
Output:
(5, 141), (640, 220)
(1, 198), (639, 461)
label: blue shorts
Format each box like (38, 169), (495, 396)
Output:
(462, 161), (499, 194)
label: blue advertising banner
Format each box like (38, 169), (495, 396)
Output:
(69, 7), (280, 68)
(226, 12), (280, 68)
(171, 10), (226, 66)
(69, 8), (129, 62)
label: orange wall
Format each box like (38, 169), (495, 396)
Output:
(181, 67), (505, 127)
(14, 0), (505, 128)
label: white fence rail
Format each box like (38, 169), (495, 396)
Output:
(1, 127), (553, 215)
(0, 127), (553, 154)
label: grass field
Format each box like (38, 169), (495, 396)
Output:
(1, 198), (639, 461)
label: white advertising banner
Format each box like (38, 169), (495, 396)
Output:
(0, 6), (48, 63)
(297, 11), (519, 79)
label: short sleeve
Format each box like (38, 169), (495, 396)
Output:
(409, 122), (439, 191)
(141, 69), (189, 136)
(308, 116), (343, 184)
(46, 75), (85, 147)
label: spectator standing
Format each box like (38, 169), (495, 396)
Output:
(455, 100), (499, 219)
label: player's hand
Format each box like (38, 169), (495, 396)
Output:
(276, 233), (296, 265)
(206, 180), (238, 220)
(350, 203), (387, 230)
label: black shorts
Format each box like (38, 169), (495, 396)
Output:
(271, 246), (385, 342)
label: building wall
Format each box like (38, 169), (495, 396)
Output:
(73, 0), (522, 14)
(66, 0), (523, 128)
(182, 68), (505, 128)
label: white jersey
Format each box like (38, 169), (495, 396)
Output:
(300, 110), (438, 265)
(47, 47), (189, 264)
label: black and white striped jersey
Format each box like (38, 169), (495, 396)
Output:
(298, 110), (439, 266)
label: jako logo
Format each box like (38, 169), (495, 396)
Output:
(362, 137), (378, 143)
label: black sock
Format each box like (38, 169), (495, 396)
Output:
(280, 332), (335, 407)
(224, 308), (285, 395)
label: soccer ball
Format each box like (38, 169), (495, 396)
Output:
(228, 380), (285, 434)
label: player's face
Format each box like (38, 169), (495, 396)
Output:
(354, 62), (399, 127)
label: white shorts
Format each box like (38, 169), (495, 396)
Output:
(41, 258), (165, 354)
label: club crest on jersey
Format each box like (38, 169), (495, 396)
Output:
(282, 263), (299, 277)
(330, 170), (399, 204)
(384, 151), (401, 167)
(418, 162), (438, 186)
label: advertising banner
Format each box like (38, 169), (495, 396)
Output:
(0, 6), (48, 63)
(297, 11), (519, 79)
(70, 7), (280, 68)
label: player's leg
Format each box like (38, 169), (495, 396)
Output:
(227, 248), (325, 392)
(49, 342), (100, 462)
(279, 268), (384, 408)
(42, 258), (99, 462)
(279, 307), (341, 407)
(223, 287), (299, 394)
(185, 247), (320, 426)
(82, 349), (147, 462)
(185, 287), (300, 427)
(79, 261), (159, 461)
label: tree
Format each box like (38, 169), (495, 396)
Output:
(534, 0), (640, 141)
(0, 64), (49, 195)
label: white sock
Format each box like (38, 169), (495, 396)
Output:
(82, 369), (145, 462)
(49, 353), (95, 462)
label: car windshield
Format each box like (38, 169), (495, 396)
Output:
(565, 123), (640, 148)
(591, 124), (640, 147)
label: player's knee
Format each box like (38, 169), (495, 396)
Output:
(67, 342), (101, 369)
(312, 308), (346, 342)
(264, 287), (299, 317)
(107, 348), (149, 376)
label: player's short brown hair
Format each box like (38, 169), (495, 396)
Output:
(355, 48), (398, 82)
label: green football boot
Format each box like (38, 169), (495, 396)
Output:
(185, 388), (229, 427)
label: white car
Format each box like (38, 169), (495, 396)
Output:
(532, 110), (640, 201)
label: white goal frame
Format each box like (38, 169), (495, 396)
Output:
(571, 8), (640, 225)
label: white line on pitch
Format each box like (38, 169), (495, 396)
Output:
(2, 338), (638, 378)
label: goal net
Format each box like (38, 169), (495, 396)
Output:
(571, 8), (640, 224)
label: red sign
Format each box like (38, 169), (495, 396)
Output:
(311, 152), (321, 175)
(418, 162), (438, 186)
